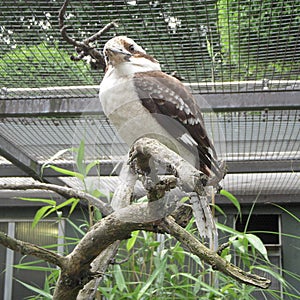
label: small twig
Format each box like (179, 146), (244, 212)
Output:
(110, 256), (130, 265)
(58, 0), (70, 30)
(84, 20), (119, 44)
(217, 241), (231, 255)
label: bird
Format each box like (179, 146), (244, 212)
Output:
(99, 36), (224, 238)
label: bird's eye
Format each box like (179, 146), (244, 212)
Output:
(128, 44), (135, 52)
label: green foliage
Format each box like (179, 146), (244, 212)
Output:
(13, 261), (59, 299)
(0, 42), (95, 88)
(217, 0), (300, 80)
(12, 145), (300, 299)
(17, 197), (79, 228)
(219, 189), (241, 218)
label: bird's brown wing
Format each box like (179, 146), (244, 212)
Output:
(133, 70), (220, 177)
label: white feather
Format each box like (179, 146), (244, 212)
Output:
(179, 133), (198, 146)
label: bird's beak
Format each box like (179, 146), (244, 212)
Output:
(105, 46), (132, 65)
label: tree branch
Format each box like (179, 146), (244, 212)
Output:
(0, 138), (271, 299)
(52, 203), (159, 299)
(77, 164), (137, 299)
(58, 0), (117, 69)
(0, 231), (66, 268)
(160, 217), (271, 289)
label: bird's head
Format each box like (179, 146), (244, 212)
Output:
(103, 36), (160, 72)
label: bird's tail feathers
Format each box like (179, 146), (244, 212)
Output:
(189, 193), (217, 242)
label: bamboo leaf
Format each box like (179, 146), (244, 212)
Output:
(86, 160), (100, 176)
(245, 233), (269, 261)
(216, 222), (243, 238)
(76, 140), (86, 176)
(137, 259), (166, 299)
(252, 265), (286, 285)
(271, 203), (300, 223)
(69, 198), (80, 216)
(212, 204), (226, 218)
(17, 197), (56, 206)
(40, 148), (71, 176)
(14, 265), (55, 272)
(126, 230), (139, 251)
(55, 197), (78, 211)
(93, 207), (102, 221)
(219, 189), (241, 217)
(114, 264), (128, 292)
(42, 207), (57, 219)
(66, 219), (86, 236)
(15, 279), (52, 299)
(49, 165), (84, 180)
(32, 206), (52, 228)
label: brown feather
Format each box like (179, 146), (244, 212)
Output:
(133, 70), (221, 177)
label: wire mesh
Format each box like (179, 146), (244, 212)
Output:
(0, 115), (128, 162)
(0, 109), (299, 195)
(1, 0), (299, 97)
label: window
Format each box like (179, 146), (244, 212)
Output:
(235, 214), (282, 299)
(0, 220), (64, 300)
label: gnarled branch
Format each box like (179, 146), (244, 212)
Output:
(160, 217), (271, 289)
(0, 138), (271, 300)
(0, 231), (66, 268)
(58, 0), (118, 69)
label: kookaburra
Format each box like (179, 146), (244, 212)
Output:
(100, 36), (223, 180)
(99, 36), (224, 238)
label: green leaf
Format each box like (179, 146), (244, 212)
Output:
(44, 274), (51, 293)
(113, 264), (128, 292)
(14, 265), (55, 272)
(216, 223), (243, 238)
(40, 148), (71, 176)
(137, 259), (166, 299)
(17, 197), (56, 206)
(69, 198), (80, 216)
(180, 196), (190, 203)
(32, 205), (53, 228)
(212, 204), (226, 218)
(66, 219), (86, 236)
(91, 189), (106, 198)
(15, 279), (52, 299)
(42, 207), (58, 219)
(76, 140), (86, 175)
(86, 160), (100, 176)
(271, 203), (300, 223)
(93, 207), (102, 221)
(232, 239), (246, 254)
(219, 189), (241, 217)
(49, 165), (85, 180)
(55, 197), (78, 211)
(126, 230), (139, 251)
(252, 265), (286, 286)
(245, 233), (269, 261)
(206, 36), (213, 58)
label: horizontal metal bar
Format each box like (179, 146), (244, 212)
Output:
(1, 159), (299, 178)
(0, 91), (299, 117)
(226, 159), (300, 174)
(0, 97), (99, 117)
(216, 193), (300, 204)
(196, 91), (300, 112)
